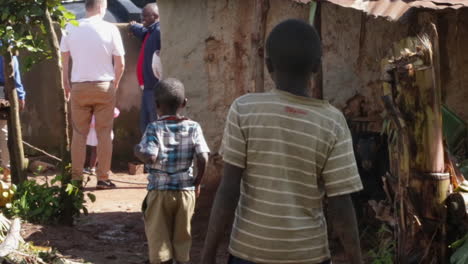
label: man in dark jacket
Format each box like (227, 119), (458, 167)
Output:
(129, 3), (161, 133)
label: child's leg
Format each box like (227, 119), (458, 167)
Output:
(173, 190), (196, 263)
(144, 191), (176, 263)
(84, 145), (91, 169)
(89, 146), (98, 170)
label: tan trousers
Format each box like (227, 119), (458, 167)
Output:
(144, 190), (196, 263)
(70, 82), (115, 181)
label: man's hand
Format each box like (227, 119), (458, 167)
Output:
(113, 55), (125, 92)
(61, 51), (71, 102)
(195, 185), (201, 198)
(19, 99), (25, 111)
(128, 21), (141, 33)
(64, 82), (71, 101)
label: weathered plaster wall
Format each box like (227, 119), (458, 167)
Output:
(21, 24), (142, 168)
(22, 2), (467, 183)
(20, 1), (310, 178)
(321, 2), (410, 116)
(158, 0), (310, 186)
(321, 3), (468, 130)
(439, 9), (468, 121)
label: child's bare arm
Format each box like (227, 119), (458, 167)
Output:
(328, 194), (363, 264)
(194, 152), (209, 186)
(201, 163), (243, 264)
(134, 144), (157, 164)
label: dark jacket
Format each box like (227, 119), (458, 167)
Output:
(130, 22), (161, 91)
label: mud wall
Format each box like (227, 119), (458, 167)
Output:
(158, 0), (310, 186)
(21, 24), (143, 168)
(321, 3), (468, 131)
(321, 2), (410, 124)
(439, 9), (468, 121)
(21, 2), (468, 179)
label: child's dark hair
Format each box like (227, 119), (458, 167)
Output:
(154, 78), (185, 112)
(266, 19), (322, 75)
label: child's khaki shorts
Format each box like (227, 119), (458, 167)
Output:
(143, 190), (196, 263)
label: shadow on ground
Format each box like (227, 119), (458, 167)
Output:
(21, 183), (230, 264)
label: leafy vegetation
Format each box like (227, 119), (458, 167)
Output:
(450, 233), (468, 264)
(367, 224), (395, 264)
(0, 0), (77, 69)
(2, 169), (95, 225)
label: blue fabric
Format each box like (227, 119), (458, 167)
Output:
(130, 22), (161, 91)
(140, 88), (157, 133)
(0, 55), (25, 100)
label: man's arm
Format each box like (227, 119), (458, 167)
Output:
(128, 22), (147, 40)
(12, 56), (25, 110)
(328, 194), (362, 264)
(61, 52), (71, 101)
(201, 163), (243, 264)
(113, 55), (125, 90)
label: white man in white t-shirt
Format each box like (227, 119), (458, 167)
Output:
(60, 0), (125, 190)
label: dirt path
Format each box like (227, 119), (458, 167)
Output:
(21, 173), (230, 264)
(20, 172), (349, 264)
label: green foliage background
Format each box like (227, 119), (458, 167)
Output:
(0, 0), (77, 69)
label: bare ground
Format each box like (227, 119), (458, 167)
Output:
(20, 173), (348, 264)
(20, 173), (230, 264)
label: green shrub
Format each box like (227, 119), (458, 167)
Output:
(367, 224), (395, 264)
(3, 174), (95, 225)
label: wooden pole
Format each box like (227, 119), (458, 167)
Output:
(2, 50), (26, 184)
(251, 0), (270, 93)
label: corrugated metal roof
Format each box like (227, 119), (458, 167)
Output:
(292, 0), (468, 21)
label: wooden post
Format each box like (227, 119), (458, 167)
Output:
(251, 0), (269, 93)
(2, 51), (26, 184)
(311, 1), (323, 99)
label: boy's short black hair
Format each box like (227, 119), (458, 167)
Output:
(154, 78), (185, 112)
(266, 19), (322, 74)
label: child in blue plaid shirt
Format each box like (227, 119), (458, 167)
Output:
(135, 78), (210, 264)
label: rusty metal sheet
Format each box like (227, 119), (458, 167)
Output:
(291, 0), (468, 20)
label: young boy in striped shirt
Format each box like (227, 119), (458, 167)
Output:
(135, 78), (210, 264)
(202, 20), (363, 264)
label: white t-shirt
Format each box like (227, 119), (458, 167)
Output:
(60, 16), (125, 82)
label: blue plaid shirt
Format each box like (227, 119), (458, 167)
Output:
(136, 116), (210, 190)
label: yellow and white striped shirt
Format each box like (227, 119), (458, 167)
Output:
(222, 89), (363, 264)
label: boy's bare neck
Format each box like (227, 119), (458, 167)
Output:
(275, 73), (311, 98)
(158, 107), (182, 118)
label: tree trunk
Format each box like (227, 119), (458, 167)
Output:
(382, 25), (448, 263)
(2, 51), (26, 184)
(43, 5), (73, 225)
(43, 6), (71, 174)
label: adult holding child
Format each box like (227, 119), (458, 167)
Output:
(129, 3), (161, 133)
(61, 0), (125, 189)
